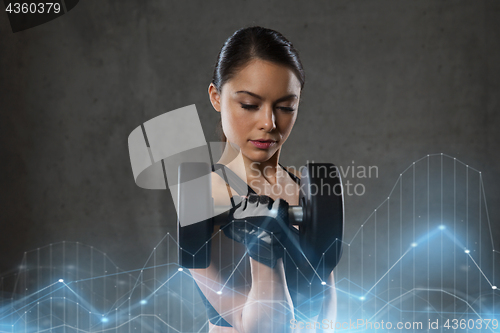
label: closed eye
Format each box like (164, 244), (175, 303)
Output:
(277, 106), (295, 112)
(240, 104), (259, 110)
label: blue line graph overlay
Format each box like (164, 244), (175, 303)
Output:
(0, 154), (498, 332)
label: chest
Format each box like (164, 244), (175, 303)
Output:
(245, 174), (300, 206)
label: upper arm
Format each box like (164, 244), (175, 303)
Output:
(211, 171), (234, 206)
(187, 172), (249, 329)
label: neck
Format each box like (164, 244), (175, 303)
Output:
(244, 150), (282, 186)
(217, 141), (239, 165)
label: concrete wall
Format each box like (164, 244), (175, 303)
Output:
(1, 0), (499, 284)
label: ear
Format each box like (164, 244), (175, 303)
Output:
(208, 83), (221, 112)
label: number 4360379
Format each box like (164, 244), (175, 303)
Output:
(5, 2), (62, 14)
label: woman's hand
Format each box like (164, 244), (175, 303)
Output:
(223, 194), (289, 268)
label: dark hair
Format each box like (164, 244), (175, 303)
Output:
(212, 26), (305, 141)
(213, 26), (305, 91)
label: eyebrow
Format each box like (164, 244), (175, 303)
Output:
(235, 91), (298, 103)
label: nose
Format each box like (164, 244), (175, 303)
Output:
(258, 105), (276, 132)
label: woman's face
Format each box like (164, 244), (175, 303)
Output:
(209, 59), (301, 163)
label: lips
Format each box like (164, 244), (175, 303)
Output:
(250, 140), (276, 149)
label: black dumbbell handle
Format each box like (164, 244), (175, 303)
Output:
(213, 206), (304, 226)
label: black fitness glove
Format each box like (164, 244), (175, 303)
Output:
(222, 194), (289, 268)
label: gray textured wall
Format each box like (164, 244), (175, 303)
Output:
(1, 0), (499, 281)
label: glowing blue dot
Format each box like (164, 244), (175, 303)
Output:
(178, 267), (183, 271)
(58, 279), (64, 282)
(465, 249), (470, 254)
(438, 225), (445, 230)
(492, 286), (497, 290)
(216, 290), (223, 295)
(101, 318), (109, 323)
(321, 281), (327, 285)
(140, 300), (147, 305)
(359, 296), (365, 301)
(411, 243), (418, 247)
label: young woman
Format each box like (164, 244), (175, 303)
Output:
(189, 27), (337, 333)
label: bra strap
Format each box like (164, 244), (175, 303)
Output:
(213, 164), (255, 207)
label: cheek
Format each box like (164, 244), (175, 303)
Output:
(279, 115), (297, 137)
(221, 109), (248, 140)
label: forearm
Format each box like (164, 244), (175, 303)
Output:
(241, 258), (294, 333)
(316, 271), (337, 331)
(218, 194), (295, 331)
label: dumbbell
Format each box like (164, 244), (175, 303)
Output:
(127, 105), (344, 276)
(178, 162), (344, 277)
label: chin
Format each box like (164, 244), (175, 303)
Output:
(243, 150), (275, 163)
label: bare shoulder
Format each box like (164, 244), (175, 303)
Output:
(211, 171), (234, 206)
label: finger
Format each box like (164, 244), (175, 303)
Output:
(275, 198), (289, 210)
(248, 194), (259, 205)
(258, 195), (271, 206)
